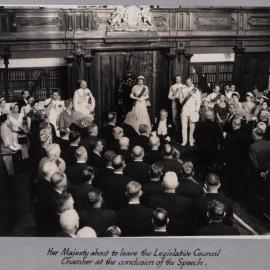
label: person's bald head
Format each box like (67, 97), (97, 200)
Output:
(112, 154), (125, 171)
(149, 135), (160, 149)
(76, 226), (97, 238)
(207, 200), (226, 221)
(51, 172), (67, 192)
(41, 161), (59, 180)
(46, 143), (61, 159)
(59, 209), (79, 235)
(119, 137), (129, 150)
(113, 127), (123, 140)
(132, 146), (144, 160)
(163, 171), (179, 190)
(75, 146), (88, 162)
(125, 181), (142, 199)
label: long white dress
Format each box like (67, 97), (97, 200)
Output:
(130, 84), (151, 131)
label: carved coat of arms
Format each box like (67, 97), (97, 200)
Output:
(108, 5), (155, 31)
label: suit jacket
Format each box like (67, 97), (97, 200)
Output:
(36, 178), (53, 197)
(80, 135), (97, 152)
(197, 222), (239, 236)
(176, 178), (203, 200)
(54, 137), (70, 152)
(101, 173), (132, 210)
(124, 161), (151, 184)
(69, 123), (88, 139)
(193, 192), (234, 231)
(79, 208), (117, 236)
(130, 135), (150, 152)
(107, 138), (120, 152)
(157, 158), (182, 178)
(61, 145), (78, 166)
(36, 189), (62, 236)
(152, 119), (174, 142)
(143, 150), (163, 165)
(66, 162), (88, 185)
(142, 180), (164, 205)
(117, 204), (153, 236)
(121, 123), (138, 139)
(69, 182), (94, 211)
(118, 149), (132, 163)
(149, 192), (192, 236)
(99, 124), (115, 143)
(88, 151), (105, 169)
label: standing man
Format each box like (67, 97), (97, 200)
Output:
(73, 80), (95, 118)
(44, 90), (64, 136)
(168, 75), (185, 125)
(179, 78), (201, 146)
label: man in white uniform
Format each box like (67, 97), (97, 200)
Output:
(44, 90), (64, 136)
(73, 80), (95, 118)
(179, 78), (201, 147)
(168, 75), (185, 124)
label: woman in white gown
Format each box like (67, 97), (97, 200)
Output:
(130, 75), (151, 131)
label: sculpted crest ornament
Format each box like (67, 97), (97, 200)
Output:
(108, 5), (155, 31)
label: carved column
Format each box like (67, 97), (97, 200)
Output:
(183, 53), (193, 80)
(84, 52), (94, 90)
(232, 45), (246, 92)
(65, 55), (77, 98)
(166, 48), (178, 86)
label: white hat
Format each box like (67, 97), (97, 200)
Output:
(137, 75), (145, 80)
(246, 92), (254, 98)
(232, 92), (240, 98)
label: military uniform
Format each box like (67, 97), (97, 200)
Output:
(73, 88), (95, 117)
(179, 84), (201, 146)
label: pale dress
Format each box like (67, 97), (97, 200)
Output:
(130, 85), (151, 132)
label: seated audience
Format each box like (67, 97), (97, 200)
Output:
(117, 137), (132, 163)
(130, 124), (150, 152)
(99, 112), (116, 143)
(87, 138), (105, 168)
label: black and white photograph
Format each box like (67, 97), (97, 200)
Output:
(0, 4), (270, 239)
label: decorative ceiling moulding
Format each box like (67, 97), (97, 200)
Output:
(247, 15), (270, 30)
(13, 13), (64, 32)
(193, 13), (237, 31)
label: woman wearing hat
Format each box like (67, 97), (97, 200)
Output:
(231, 92), (243, 115)
(254, 96), (269, 117)
(130, 75), (151, 131)
(242, 92), (256, 122)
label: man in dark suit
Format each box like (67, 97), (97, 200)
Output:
(117, 137), (132, 163)
(80, 123), (98, 151)
(157, 143), (182, 178)
(97, 150), (116, 180)
(142, 163), (164, 205)
(56, 209), (79, 237)
(124, 146), (151, 184)
(87, 138), (105, 169)
(194, 110), (223, 169)
(36, 160), (59, 197)
(144, 136), (163, 165)
(117, 181), (153, 236)
(99, 112), (116, 144)
(149, 208), (169, 236)
(61, 130), (81, 166)
(66, 146), (88, 186)
(130, 124), (150, 152)
(197, 200), (239, 235)
(69, 166), (95, 211)
(106, 126), (124, 152)
(121, 111), (138, 139)
(17, 90), (30, 112)
(37, 172), (68, 236)
(224, 117), (251, 199)
(193, 173), (234, 232)
(149, 171), (192, 236)
(79, 189), (117, 236)
(152, 109), (174, 144)
(177, 161), (203, 200)
(101, 155), (132, 210)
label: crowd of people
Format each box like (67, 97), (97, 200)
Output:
(0, 75), (270, 237)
